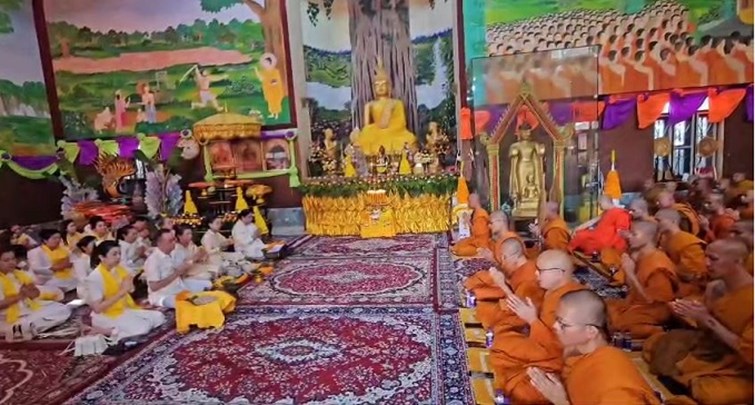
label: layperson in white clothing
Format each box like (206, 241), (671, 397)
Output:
(0, 245), (71, 335)
(144, 229), (212, 308)
(173, 225), (216, 280)
(84, 241), (165, 340)
(86, 216), (114, 244)
(201, 215), (242, 266)
(231, 209), (266, 260)
(28, 229), (77, 295)
(72, 236), (97, 301)
(117, 226), (146, 274)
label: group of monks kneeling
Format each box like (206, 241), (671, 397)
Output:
(454, 192), (752, 405)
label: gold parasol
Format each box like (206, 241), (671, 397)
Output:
(654, 138), (671, 157)
(193, 112), (263, 144)
(697, 137), (719, 157)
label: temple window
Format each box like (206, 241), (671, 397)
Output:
(653, 98), (720, 180)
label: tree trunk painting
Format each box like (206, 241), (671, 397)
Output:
(242, 0), (289, 95)
(348, 0), (418, 134)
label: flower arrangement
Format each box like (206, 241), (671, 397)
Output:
(145, 164), (183, 219)
(300, 174), (457, 198)
(59, 175), (99, 218)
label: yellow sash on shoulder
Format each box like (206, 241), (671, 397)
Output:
(0, 270), (40, 324)
(41, 245), (74, 280)
(97, 264), (138, 318)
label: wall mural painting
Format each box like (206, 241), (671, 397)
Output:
(301, 0), (456, 155)
(43, 0), (294, 141)
(0, 0), (55, 156)
(465, 0), (754, 99)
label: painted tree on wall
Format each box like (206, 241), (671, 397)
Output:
(0, 0), (22, 33)
(308, 0), (425, 134)
(200, 0), (288, 95)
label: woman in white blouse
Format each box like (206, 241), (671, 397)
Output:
(231, 209), (266, 260)
(201, 215), (241, 266)
(173, 225), (216, 280)
(72, 235), (96, 300)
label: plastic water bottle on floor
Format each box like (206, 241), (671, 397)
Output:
(485, 329), (494, 348)
(493, 390), (510, 405)
(465, 290), (476, 308)
(622, 332), (633, 352)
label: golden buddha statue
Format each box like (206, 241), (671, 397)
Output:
(323, 128), (339, 161)
(354, 60), (418, 155)
(509, 125), (545, 218)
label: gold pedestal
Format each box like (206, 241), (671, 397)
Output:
(360, 207), (396, 238)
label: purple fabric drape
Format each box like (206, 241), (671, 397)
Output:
(668, 91), (707, 126)
(261, 131), (296, 139)
(116, 137), (140, 159)
(159, 132), (181, 161)
(77, 140), (98, 165)
(601, 98), (636, 130)
(746, 86), (753, 122)
(11, 155), (58, 170)
(479, 105), (507, 133)
(548, 101), (573, 126)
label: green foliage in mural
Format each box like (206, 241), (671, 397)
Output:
(0, 0), (22, 34)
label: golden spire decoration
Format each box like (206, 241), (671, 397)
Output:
(374, 58), (389, 82)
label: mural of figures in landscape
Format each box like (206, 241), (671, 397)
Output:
(43, 0), (293, 140)
(0, 0), (55, 156)
(465, 0), (753, 99)
(301, 0), (456, 149)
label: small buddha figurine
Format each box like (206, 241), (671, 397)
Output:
(354, 59), (418, 155)
(323, 128), (339, 161)
(399, 145), (412, 175)
(413, 150), (425, 175)
(376, 146), (389, 175)
(343, 145), (357, 178)
(509, 124), (545, 217)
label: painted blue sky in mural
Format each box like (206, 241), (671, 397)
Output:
(0, 1), (46, 85)
(45, 0), (260, 33)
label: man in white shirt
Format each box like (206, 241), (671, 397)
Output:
(117, 225), (146, 274)
(144, 229), (212, 308)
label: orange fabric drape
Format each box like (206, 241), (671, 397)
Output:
(636, 93), (670, 129)
(516, 105), (539, 129)
(573, 101), (606, 123)
(708, 88), (747, 123)
(460, 107), (473, 140)
(473, 109), (491, 135)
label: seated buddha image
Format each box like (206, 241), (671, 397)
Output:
(354, 60), (418, 155)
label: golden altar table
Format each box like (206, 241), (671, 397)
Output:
(300, 175), (455, 237)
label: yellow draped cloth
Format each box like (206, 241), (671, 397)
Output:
(97, 264), (139, 318)
(0, 271), (40, 323)
(42, 245), (74, 280)
(175, 290), (236, 334)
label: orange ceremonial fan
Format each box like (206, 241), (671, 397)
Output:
(604, 150), (622, 201)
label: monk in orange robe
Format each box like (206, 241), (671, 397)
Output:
(730, 220), (753, 275)
(739, 190), (753, 220)
(628, 198), (656, 223)
(606, 221), (678, 339)
(531, 201), (570, 251)
(452, 193), (491, 257)
(702, 193), (738, 242)
(489, 250), (585, 402)
(724, 172), (753, 205)
(463, 211), (524, 300)
(474, 238), (541, 331)
(643, 239), (753, 405)
(656, 208), (708, 297)
(657, 190), (701, 237)
(528, 290), (661, 405)
(569, 195), (631, 254)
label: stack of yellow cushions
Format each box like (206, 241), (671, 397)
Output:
(175, 290), (236, 334)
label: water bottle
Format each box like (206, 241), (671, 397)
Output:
(611, 332), (623, 348)
(493, 390), (510, 405)
(622, 332), (633, 352)
(485, 329), (494, 348)
(465, 290), (477, 308)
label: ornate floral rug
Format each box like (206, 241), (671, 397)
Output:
(292, 233), (441, 258)
(0, 347), (120, 405)
(66, 306), (472, 404)
(239, 256), (435, 305)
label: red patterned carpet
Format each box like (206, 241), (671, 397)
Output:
(0, 346), (119, 405)
(65, 306), (471, 404)
(292, 233), (441, 257)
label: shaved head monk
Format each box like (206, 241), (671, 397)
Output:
(656, 208), (708, 297)
(452, 193), (492, 257)
(532, 201), (570, 251)
(629, 198), (655, 223)
(528, 290), (661, 405)
(569, 195), (631, 254)
(643, 239), (753, 405)
(702, 193), (738, 242)
(478, 210), (520, 266)
(606, 221), (678, 338)
(730, 220), (753, 275)
(489, 249), (585, 403)
(657, 190), (701, 237)
(475, 238), (541, 332)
